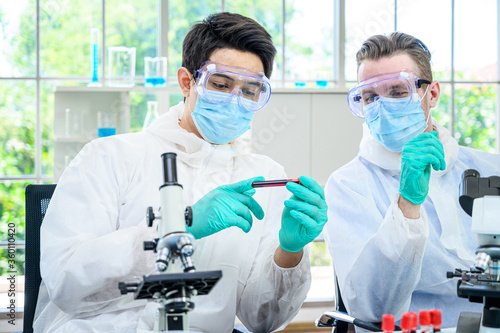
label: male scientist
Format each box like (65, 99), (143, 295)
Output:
(323, 32), (500, 328)
(34, 12), (328, 333)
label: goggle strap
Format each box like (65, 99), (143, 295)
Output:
(416, 79), (432, 88)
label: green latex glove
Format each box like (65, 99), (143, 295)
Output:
(279, 175), (328, 253)
(188, 177), (265, 239)
(399, 131), (446, 205)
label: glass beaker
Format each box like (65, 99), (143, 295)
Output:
(108, 46), (136, 87)
(144, 57), (167, 88)
(293, 73), (306, 89)
(315, 69), (329, 89)
(97, 111), (118, 137)
(64, 108), (84, 137)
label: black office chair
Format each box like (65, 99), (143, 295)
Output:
(315, 276), (352, 332)
(315, 274), (399, 332)
(23, 184), (56, 333)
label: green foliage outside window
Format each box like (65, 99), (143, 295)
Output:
(454, 85), (496, 153)
(434, 78), (496, 153)
(309, 241), (332, 267)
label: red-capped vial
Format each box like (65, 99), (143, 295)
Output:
(409, 312), (418, 332)
(431, 309), (442, 332)
(400, 312), (417, 333)
(419, 310), (431, 332)
(382, 314), (395, 333)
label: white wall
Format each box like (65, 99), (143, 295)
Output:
(251, 90), (363, 186)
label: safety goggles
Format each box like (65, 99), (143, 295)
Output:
(194, 61), (271, 112)
(347, 71), (431, 119)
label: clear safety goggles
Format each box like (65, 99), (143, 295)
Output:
(194, 61), (272, 112)
(347, 71), (431, 119)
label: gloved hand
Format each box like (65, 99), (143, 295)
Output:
(188, 176), (265, 239)
(399, 131), (446, 205)
(279, 175), (328, 253)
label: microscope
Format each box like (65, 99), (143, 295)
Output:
(447, 169), (500, 333)
(119, 152), (222, 332)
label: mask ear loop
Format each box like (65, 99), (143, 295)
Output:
(421, 83), (432, 124)
(420, 84), (430, 101)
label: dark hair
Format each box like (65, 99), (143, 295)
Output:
(356, 32), (433, 81)
(182, 12), (276, 78)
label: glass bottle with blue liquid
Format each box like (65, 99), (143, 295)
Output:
(144, 57), (167, 88)
(97, 111), (118, 137)
(315, 69), (329, 89)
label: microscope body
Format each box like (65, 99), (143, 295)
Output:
(149, 177), (196, 274)
(119, 152), (221, 332)
(448, 169), (500, 333)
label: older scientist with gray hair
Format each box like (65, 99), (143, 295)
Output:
(323, 31), (500, 329)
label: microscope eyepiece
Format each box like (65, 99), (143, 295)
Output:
(161, 152), (179, 185)
(459, 169), (500, 216)
(462, 169), (480, 180)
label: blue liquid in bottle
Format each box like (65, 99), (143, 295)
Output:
(316, 80), (328, 89)
(294, 81), (306, 89)
(145, 77), (166, 88)
(98, 127), (116, 137)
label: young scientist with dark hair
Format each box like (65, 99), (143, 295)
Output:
(34, 12), (327, 333)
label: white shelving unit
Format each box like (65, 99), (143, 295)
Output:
(53, 86), (131, 180)
(53, 86), (175, 180)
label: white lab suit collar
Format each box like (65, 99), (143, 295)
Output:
(145, 102), (247, 169)
(358, 116), (459, 176)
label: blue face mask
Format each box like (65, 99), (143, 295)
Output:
(191, 92), (255, 144)
(365, 96), (428, 152)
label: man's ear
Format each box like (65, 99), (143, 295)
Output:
(178, 67), (193, 98)
(428, 81), (441, 108)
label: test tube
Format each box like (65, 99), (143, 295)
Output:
(430, 309), (442, 332)
(400, 312), (417, 333)
(65, 108), (71, 137)
(88, 28), (102, 87)
(382, 314), (395, 333)
(409, 312), (417, 333)
(143, 101), (159, 130)
(400, 312), (411, 333)
(419, 310), (431, 333)
(251, 178), (300, 188)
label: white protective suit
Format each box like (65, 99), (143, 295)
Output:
(34, 102), (311, 333)
(324, 118), (500, 329)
